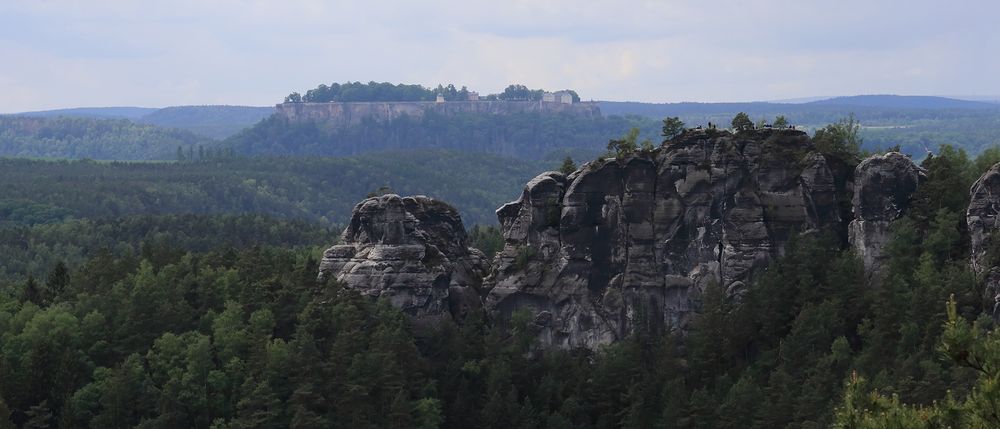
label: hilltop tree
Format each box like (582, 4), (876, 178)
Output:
(608, 128), (641, 158)
(731, 112), (753, 131)
(813, 114), (862, 162)
(560, 157), (577, 175)
(498, 84), (543, 101)
(284, 92), (303, 103)
(661, 117), (685, 141)
(774, 115), (789, 128)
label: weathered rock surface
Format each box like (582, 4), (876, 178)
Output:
(276, 101), (601, 127)
(847, 152), (924, 280)
(318, 194), (488, 323)
(968, 163), (1000, 318)
(483, 129), (843, 349)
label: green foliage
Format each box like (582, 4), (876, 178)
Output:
(513, 246), (537, 269)
(467, 225), (504, 260)
(731, 112), (753, 131)
(225, 110), (660, 161)
(813, 115), (863, 163)
(287, 81), (579, 104)
(833, 296), (1000, 428)
(773, 115), (788, 128)
(661, 116), (685, 141)
(138, 106), (275, 140)
(2, 119), (1000, 428)
(607, 127), (641, 157)
(0, 116), (208, 160)
(0, 151), (549, 227)
(0, 213), (331, 282)
(559, 156), (577, 175)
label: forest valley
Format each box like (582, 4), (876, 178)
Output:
(4, 119), (1000, 428)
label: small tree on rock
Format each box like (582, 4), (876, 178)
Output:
(661, 117), (685, 141)
(608, 128), (640, 158)
(731, 112), (753, 132)
(773, 115), (789, 128)
(559, 157), (577, 175)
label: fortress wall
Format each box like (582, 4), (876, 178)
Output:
(275, 101), (602, 127)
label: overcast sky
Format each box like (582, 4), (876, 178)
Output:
(1, 0), (998, 112)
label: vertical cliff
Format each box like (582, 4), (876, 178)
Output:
(968, 163), (1000, 318)
(847, 153), (925, 281)
(315, 133), (944, 349)
(317, 194), (488, 325)
(482, 129), (843, 349)
(276, 101), (602, 127)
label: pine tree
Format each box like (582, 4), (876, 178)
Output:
(45, 261), (70, 302)
(24, 400), (53, 429)
(0, 396), (13, 429)
(22, 274), (42, 305)
(559, 157), (576, 175)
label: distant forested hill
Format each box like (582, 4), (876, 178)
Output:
(0, 150), (551, 227)
(224, 111), (659, 160)
(0, 116), (208, 160)
(599, 96), (1000, 156)
(13, 105), (275, 139)
(137, 105), (274, 139)
(13, 106), (158, 119)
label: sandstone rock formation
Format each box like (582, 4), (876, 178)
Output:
(483, 129), (843, 349)
(276, 100), (601, 127)
(318, 194), (488, 324)
(847, 152), (924, 281)
(968, 163), (1000, 318)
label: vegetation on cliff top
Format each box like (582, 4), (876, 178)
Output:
(284, 81), (581, 103)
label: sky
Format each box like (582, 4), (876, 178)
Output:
(1, 0), (999, 113)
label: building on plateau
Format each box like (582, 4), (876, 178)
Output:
(542, 91), (575, 104)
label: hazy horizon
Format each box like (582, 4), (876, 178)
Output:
(2, 1), (999, 113)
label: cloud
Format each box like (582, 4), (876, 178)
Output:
(0, 0), (998, 112)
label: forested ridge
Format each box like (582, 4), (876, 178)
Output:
(0, 116), (208, 160)
(224, 111), (659, 160)
(600, 100), (1000, 158)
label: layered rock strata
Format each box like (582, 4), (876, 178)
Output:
(968, 163), (1000, 318)
(847, 152), (924, 281)
(318, 194), (488, 323)
(483, 129), (842, 349)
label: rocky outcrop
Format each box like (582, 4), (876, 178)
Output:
(968, 163), (1000, 318)
(847, 152), (924, 281)
(318, 194), (488, 324)
(483, 129), (842, 349)
(276, 101), (601, 127)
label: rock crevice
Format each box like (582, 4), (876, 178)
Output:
(318, 194), (488, 324)
(483, 129), (843, 349)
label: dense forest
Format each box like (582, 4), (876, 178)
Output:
(0, 151), (549, 228)
(2, 140), (1000, 427)
(224, 111), (658, 160)
(0, 116), (208, 160)
(137, 106), (275, 140)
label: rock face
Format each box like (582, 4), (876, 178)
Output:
(276, 101), (601, 127)
(483, 129), (843, 349)
(318, 194), (488, 323)
(847, 152), (924, 280)
(968, 163), (1000, 317)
